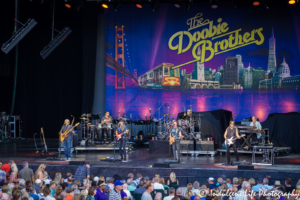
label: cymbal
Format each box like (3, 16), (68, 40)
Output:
(162, 113), (169, 116)
(80, 117), (89, 120)
(180, 116), (187, 120)
(88, 125), (96, 127)
(82, 114), (92, 117)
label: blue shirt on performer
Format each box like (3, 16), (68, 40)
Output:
(117, 124), (128, 139)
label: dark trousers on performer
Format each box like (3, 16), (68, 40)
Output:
(172, 140), (181, 161)
(226, 143), (239, 164)
(63, 139), (72, 159)
(119, 139), (126, 158)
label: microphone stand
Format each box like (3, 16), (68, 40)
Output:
(33, 133), (40, 158)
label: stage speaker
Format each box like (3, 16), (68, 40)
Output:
(195, 140), (214, 151)
(263, 128), (269, 145)
(180, 140), (194, 153)
(73, 134), (79, 147)
(238, 165), (254, 170)
(69, 161), (85, 166)
(153, 163), (170, 168)
(75, 129), (82, 141)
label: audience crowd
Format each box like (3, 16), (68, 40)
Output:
(0, 161), (300, 200)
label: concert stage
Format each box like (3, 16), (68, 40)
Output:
(1, 138), (300, 187)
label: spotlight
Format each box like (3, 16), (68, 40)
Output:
(264, 0), (271, 9)
(186, 0), (193, 11)
(40, 27), (72, 59)
(211, 0), (218, 8)
(288, 0), (296, 4)
(114, 0), (121, 11)
(136, 4), (142, 8)
(1, 19), (37, 54)
(253, 0), (260, 6)
(65, 3), (71, 8)
(232, 0), (240, 10)
(151, 0), (159, 11)
(102, 4), (108, 9)
(174, 4), (180, 8)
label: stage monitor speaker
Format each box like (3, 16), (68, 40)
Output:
(195, 140), (214, 151)
(180, 140), (194, 153)
(69, 161), (85, 166)
(238, 165), (254, 170)
(153, 163), (170, 168)
(75, 129), (82, 141)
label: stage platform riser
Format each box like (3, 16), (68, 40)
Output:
(16, 164), (300, 187)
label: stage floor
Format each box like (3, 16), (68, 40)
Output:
(0, 139), (300, 172)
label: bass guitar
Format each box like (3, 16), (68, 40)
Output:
(60, 123), (80, 142)
(225, 134), (245, 146)
(170, 135), (184, 145)
(116, 130), (130, 141)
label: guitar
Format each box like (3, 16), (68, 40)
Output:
(116, 130), (130, 141)
(71, 115), (75, 126)
(225, 134), (245, 146)
(41, 128), (48, 155)
(169, 135), (184, 145)
(60, 123), (80, 142)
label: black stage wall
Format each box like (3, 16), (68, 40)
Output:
(0, 1), (105, 138)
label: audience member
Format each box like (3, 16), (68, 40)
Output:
(232, 177), (240, 190)
(11, 190), (22, 200)
(10, 163), (18, 183)
(248, 178), (255, 188)
(226, 178), (232, 188)
(155, 192), (162, 200)
(86, 188), (96, 200)
(18, 162), (34, 183)
(133, 172), (143, 187)
(109, 180), (123, 200)
(285, 179), (295, 193)
(95, 182), (107, 200)
(20, 179), (26, 189)
(159, 178), (169, 189)
(0, 166), (6, 182)
(1, 185), (10, 200)
(208, 178), (217, 189)
(73, 162), (91, 184)
(35, 164), (47, 182)
(185, 183), (193, 200)
(154, 177), (164, 190)
(72, 190), (81, 200)
(192, 181), (200, 195)
(234, 181), (250, 200)
(66, 187), (74, 200)
(43, 187), (55, 200)
(29, 186), (39, 200)
(216, 178), (223, 186)
(176, 188), (185, 200)
(134, 179), (146, 194)
(251, 177), (267, 192)
(142, 180), (154, 200)
(54, 186), (63, 199)
(167, 172), (179, 186)
(123, 183), (132, 200)
(106, 177), (114, 191)
(127, 178), (136, 191)
(263, 178), (273, 190)
(7, 182), (14, 195)
(164, 187), (175, 200)
(1, 160), (14, 179)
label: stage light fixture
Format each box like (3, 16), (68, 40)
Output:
(186, 0), (193, 11)
(114, 0), (121, 11)
(65, 3), (71, 8)
(1, 19), (37, 54)
(211, 0), (218, 8)
(151, 0), (159, 11)
(288, 0), (296, 4)
(102, 4), (108, 9)
(232, 0), (240, 10)
(174, 4), (180, 8)
(253, 0), (260, 6)
(264, 0), (271, 9)
(136, 4), (142, 8)
(40, 27), (72, 59)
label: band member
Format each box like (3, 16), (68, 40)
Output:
(224, 121), (241, 165)
(116, 120), (128, 161)
(170, 121), (182, 162)
(184, 109), (193, 121)
(60, 119), (75, 161)
(101, 111), (113, 142)
(250, 116), (262, 139)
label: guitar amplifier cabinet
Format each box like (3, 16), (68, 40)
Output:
(195, 140), (214, 152)
(180, 140), (195, 154)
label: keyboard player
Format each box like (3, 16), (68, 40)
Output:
(249, 116), (262, 139)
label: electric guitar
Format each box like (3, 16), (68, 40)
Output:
(41, 128), (48, 154)
(225, 134), (245, 146)
(169, 135), (184, 145)
(60, 123), (80, 142)
(116, 130), (130, 141)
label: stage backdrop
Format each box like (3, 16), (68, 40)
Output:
(104, 2), (300, 123)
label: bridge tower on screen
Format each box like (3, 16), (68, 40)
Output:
(115, 26), (126, 89)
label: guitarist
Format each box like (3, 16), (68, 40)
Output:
(170, 121), (182, 162)
(60, 119), (75, 161)
(116, 120), (128, 161)
(224, 121), (241, 165)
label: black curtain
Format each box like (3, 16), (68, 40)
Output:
(261, 112), (300, 153)
(177, 109), (232, 148)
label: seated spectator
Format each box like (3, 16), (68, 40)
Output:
(176, 188), (185, 200)
(29, 186), (39, 200)
(185, 183), (193, 200)
(167, 172), (179, 186)
(234, 181), (250, 200)
(54, 186), (63, 199)
(1, 185), (10, 200)
(95, 182), (107, 200)
(123, 183), (132, 200)
(208, 178), (217, 189)
(109, 180), (124, 199)
(133, 172), (143, 187)
(155, 192), (162, 200)
(127, 178), (136, 192)
(263, 178), (273, 190)
(192, 181), (200, 195)
(285, 179), (295, 193)
(134, 179), (146, 194)
(163, 187), (175, 200)
(159, 178), (169, 189)
(18, 162), (34, 184)
(66, 187), (74, 200)
(251, 177), (267, 192)
(154, 177), (164, 190)
(142, 180), (154, 200)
